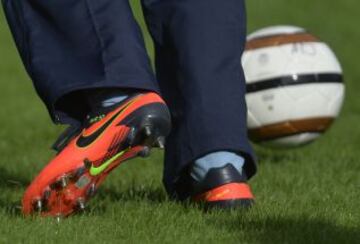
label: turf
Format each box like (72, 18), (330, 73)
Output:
(0, 0), (359, 243)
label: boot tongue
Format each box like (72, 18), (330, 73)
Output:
(86, 113), (106, 125)
(83, 101), (122, 129)
(84, 92), (143, 128)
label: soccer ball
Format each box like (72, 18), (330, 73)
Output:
(242, 26), (345, 148)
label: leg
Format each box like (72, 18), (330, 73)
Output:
(4, 0), (172, 217)
(142, 0), (256, 199)
(2, 0), (158, 123)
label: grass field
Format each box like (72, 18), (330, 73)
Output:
(0, 0), (359, 243)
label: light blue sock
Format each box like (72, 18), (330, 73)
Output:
(101, 94), (128, 107)
(88, 89), (129, 111)
(191, 151), (245, 182)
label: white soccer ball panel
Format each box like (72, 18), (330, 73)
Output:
(247, 109), (262, 128)
(246, 87), (293, 128)
(318, 84), (345, 117)
(242, 45), (289, 83)
(284, 42), (342, 75)
(246, 83), (345, 128)
(290, 83), (345, 119)
(242, 43), (342, 83)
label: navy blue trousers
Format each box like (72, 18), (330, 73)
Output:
(2, 0), (256, 197)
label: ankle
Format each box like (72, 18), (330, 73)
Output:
(86, 88), (130, 112)
(191, 151), (245, 182)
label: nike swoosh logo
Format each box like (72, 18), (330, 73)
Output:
(76, 102), (131, 148)
(89, 150), (126, 176)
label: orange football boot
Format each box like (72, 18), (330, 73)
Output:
(192, 164), (254, 209)
(22, 92), (171, 217)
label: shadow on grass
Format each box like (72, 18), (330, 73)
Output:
(211, 212), (360, 244)
(0, 166), (29, 189)
(0, 198), (22, 216)
(87, 184), (169, 215)
(0, 166), (29, 216)
(255, 147), (302, 165)
(97, 184), (168, 203)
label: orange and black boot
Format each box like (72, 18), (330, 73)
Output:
(22, 92), (171, 217)
(192, 164), (254, 209)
